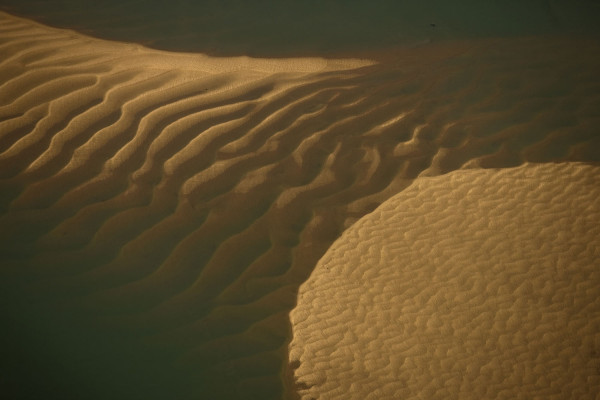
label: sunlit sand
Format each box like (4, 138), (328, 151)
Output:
(290, 162), (600, 399)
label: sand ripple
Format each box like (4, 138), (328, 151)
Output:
(0, 11), (599, 400)
(290, 163), (600, 399)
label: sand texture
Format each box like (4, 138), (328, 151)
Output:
(289, 162), (600, 399)
(1, 10), (600, 400)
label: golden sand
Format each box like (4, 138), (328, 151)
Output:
(289, 162), (600, 399)
(1, 10), (599, 399)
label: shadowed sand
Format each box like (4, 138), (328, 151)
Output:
(0, 11), (599, 400)
(289, 162), (600, 399)
(2, 0), (600, 56)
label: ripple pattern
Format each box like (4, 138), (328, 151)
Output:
(0, 11), (599, 400)
(289, 163), (600, 400)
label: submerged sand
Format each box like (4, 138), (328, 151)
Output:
(289, 162), (600, 399)
(0, 10), (599, 400)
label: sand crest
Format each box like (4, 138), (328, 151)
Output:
(289, 162), (600, 399)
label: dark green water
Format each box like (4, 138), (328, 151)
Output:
(1, 0), (599, 56)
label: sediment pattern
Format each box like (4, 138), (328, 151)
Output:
(1, 11), (599, 400)
(290, 163), (600, 400)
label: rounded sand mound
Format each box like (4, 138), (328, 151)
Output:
(289, 162), (600, 399)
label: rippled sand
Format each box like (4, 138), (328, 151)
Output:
(290, 162), (600, 399)
(0, 11), (599, 400)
